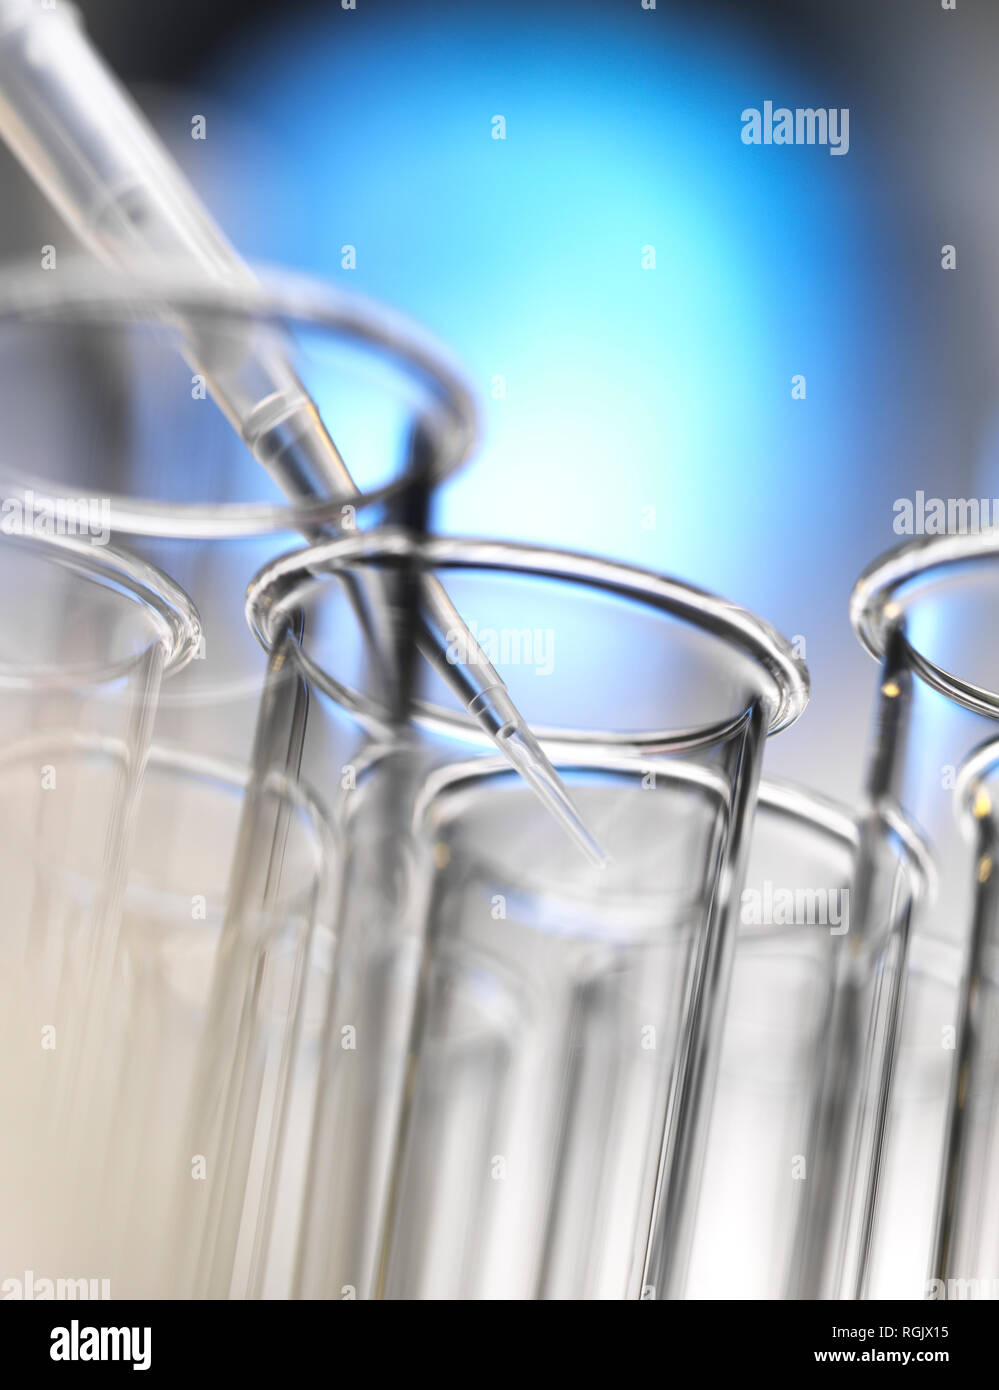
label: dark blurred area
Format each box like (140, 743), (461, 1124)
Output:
(73, 0), (857, 82)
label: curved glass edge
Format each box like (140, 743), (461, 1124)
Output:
(414, 759), (932, 917)
(245, 531), (811, 745)
(954, 737), (999, 839)
(0, 529), (201, 684)
(850, 530), (999, 715)
(0, 257), (479, 538)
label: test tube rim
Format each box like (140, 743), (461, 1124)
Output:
(0, 527), (201, 688)
(0, 728), (339, 932)
(850, 530), (999, 717)
(414, 756), (934, 919)
(0, 257), (479, 538)
(245, 530), (811, 746)
(952, 736), (999, 839)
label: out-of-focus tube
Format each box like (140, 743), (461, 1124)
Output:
(0, 0), (603, 863)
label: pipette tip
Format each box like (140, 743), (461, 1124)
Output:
(495, 716), (608, 869)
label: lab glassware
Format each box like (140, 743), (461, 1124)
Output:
(0, 529), (199, 1286)
(0, 261), (477, 763)
(792, 531), (999, 1299)
(242, 532), (808, 1299)
(686, 780), (928, 1299)
(926, 738), (999, 1298)
(117, 745), (337, 1299)
(0, 0), (590, 846)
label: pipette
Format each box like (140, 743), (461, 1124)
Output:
(0, 0), (604, 866)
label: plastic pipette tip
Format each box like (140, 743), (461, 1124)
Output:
(495, 716), (608, 869)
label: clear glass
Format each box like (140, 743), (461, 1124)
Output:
(686, 781), (927, 1299)
(921, 739), (999, 1299)
(0, 741), (336, 1298)
(0, 263), (485, 1299)
(241, 532), (808, 1300)
(800, 532), (999, 1299)
(867, 933), (962, 1299)
(0, 529), (199, 1291)
(141, 748), (338, 1300)
(0, 261), (477, 763)
(377, 755), (759, 1299)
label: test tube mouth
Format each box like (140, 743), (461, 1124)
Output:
(0, 528), (201, 688)
(953, 738), (999, 840)
(413, 754), (933, 915)
(850, 530), (999, 718)
(758, 777), (936, 907)
(0, 257), (478, 539)
(246, 530), (810, 753)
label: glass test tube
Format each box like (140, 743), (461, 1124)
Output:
(791, 532), (999, 1299)
(926, 739), (999, 1299)
(0, 264), (474, 1297)
(379, 754), (750, 1300)
(686, 780), (928, 1299)
(0, 260), (477, 764)
(241, 533), (808, 1300)
(110, 745), (338, 1299)
(0, 529), (199, 1288)
(50, 272), (475, 1299)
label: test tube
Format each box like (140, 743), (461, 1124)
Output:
(790, 531), (999, 1299)
(686, 781), (929, 1299)
(113, 745), (337, 1298)
(926, 739), (999, 1299)
(377, 754), (737, 1299)
(0, 736), (336, 1297)
(0, 265), (483, 1299)
(864, 929), (964, 1299)
(0, 261), (477, 763)
(0, 529), (199, 1286)
(0, 0), (596, 857)
(241, 532), (808, 1299)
